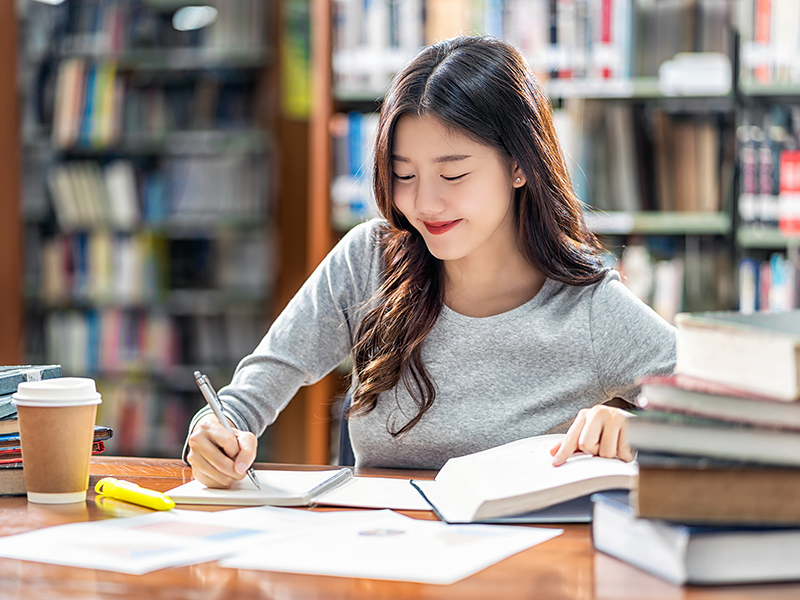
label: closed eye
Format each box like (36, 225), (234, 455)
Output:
(393, 173), (414, 181)
(442, 173), (468, 181)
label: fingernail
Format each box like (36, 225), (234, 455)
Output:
(235, 462), (247, 475)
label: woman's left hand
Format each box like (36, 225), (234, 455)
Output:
(549, 405), (634, 466)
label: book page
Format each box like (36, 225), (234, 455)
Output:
(435, 434), (637, 505)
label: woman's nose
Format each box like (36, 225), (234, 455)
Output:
(414, 177), (447, 215)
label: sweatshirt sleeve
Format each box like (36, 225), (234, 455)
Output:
(589, 271), (676, 404)
(183, 220), (384, 460)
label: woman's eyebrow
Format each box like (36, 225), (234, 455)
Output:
(391, 154), (471, 163)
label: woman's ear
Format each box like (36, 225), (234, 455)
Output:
(512, 164), (526, 188)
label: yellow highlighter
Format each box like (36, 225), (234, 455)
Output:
(95, 477), (176, 511)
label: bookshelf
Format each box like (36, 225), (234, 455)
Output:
(301, 1), (743, 459)
(11, 0), (285, 459)
(733, 0), (800, 314)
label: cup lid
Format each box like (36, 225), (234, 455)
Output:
(13, 377), (102, 407)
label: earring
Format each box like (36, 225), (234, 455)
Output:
(515, 177), (522, 184)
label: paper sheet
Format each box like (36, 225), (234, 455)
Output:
(312, 476), (431, 510)
(220, 509), (563, 584)
(0, 506), (333, 575)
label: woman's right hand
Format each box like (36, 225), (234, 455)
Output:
(186, 414), (258, 488)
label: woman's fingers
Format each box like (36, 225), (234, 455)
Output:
(187, 415), (257, 488)
(551, 409), (587, 466)
(552, 406), (632, 466)
(233, 430), (258, 475)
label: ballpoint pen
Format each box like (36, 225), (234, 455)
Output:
(194, 370), (261, 490)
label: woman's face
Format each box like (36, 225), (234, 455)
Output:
(391, 114), (526, 265)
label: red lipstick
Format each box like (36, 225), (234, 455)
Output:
(423, 220), (461, 235)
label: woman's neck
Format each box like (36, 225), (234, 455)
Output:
(443, 251), (546, 318)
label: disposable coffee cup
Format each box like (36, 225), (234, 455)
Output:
(12, 377), (102, 504)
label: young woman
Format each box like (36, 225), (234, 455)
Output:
(186, 36), (675, 488)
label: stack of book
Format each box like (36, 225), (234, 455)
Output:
(0, 365), (63, 496)
(593, 310), (800, 585)
(0, 366), (113, 496)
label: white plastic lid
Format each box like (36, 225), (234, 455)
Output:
(12, 377), (102, 407)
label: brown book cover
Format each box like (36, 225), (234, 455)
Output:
(0, 462), (24, 496)
(635, 465), (800, 524)
(695, 119), (720, 212)
(672, 119), (698, 212)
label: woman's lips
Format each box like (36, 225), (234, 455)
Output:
(423, 219), (461, 235)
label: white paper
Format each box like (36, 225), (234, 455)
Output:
(220, 509), (563, 584)
(0, 506), (331, 575)
(313, 476), (431, 510)
(166, 471), (430, 511)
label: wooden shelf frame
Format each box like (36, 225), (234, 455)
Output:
(0, 4), (23, 365)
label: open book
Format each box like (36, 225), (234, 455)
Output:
(412, 434), (637, 523)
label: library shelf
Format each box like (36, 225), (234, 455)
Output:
(585, 212), (732, 236)
(59, 47), (271, 72)
(737, 227), (800, 250)
(547, 77), (733, 102)
(739, 82), (800, 99)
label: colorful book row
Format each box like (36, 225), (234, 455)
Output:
(45, 157), (267, 232)
(330, 112), (380, 230)
(43, 308), (266, 379)
(739, 253), (799, 314)
(52, 57), (260, 149)
(61, 0), (267, 55)
(738, 105), (800, 232)
(739, 0), (800, 86)
(32, 230), (272, 307)
(333, 0), (730, 95)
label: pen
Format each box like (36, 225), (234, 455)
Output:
(194, 370), (261, 490)
(95, 477), (175, 511)
(305, 468), (354, 504)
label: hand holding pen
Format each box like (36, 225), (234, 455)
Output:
(193, 371), (261, 490)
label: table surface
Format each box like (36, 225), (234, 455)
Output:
(0, 456), (798, 600)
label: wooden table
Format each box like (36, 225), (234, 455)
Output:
(0, 457), (798, 599)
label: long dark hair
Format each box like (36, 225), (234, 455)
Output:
(349, 36), (606, 436)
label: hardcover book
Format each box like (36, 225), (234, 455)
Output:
(593, 491), (800, 585)
(0, 365), (62, 397)
(410, 434), (637, 523)
(638, 373), (800, 431)
(675, 311), (800, 400)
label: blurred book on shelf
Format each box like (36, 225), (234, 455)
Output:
(738, 0), (800, 87)
(738, 253), (798, 314)
(330, 112), (380, 230)
(574, 104), (732, 214)
(737, 106), (800, 233)
(607, 240), (732, 324)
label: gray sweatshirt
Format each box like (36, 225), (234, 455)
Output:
(185, 219), (676, 470)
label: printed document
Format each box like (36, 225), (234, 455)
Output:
(221, 509), (562, 584)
